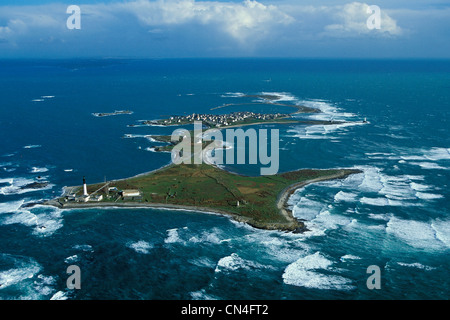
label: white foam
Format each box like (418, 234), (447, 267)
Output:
(300, 100), (357, 121)
(334, 191), (358, 202)
(410, 182), (431, 191)
(282, 252), (354, 290)
(23, 145), (41, 149)
(409, 162), (448, 170)
(386, 217), (446, 250)
(1, 207), (63, 237)
(389, 147), (450, 165)
(0, 260), (41, 290)
(221, 92), (245, 98)
(360, 196), (416, 207)
(0, 200), (25, 214)
(215, 253), (266, 273)
(357, 167), (384, 192)
(190, 289), (217, 300)
(73, 244), (93, 252)
(400, 155), (427, 161)
(164, 228), (184, 244)
(360, 197), (389, 206)
(128, 240), (153, 254)
(368, 213), (391, 221)
(340, 255), (361, 262)
(308, 210), (353, 231)
(241, 230), (309, 263)
(188, 228), (224, 245)
(261, 240), (306, 263)
(415, 192), (443, 200)
(353, 167), (432, 205)
(30, 167), (49, 173)
(288, 122), (363, 140)
(287, 127), (334, 140)
(289, 195), (325, 221)
(260, 91), (298, 102)
(286, 98), (365, 140)
(379, 175), (416, 200)
(431, 219), (450, 248)
(123, 134), (158, 142)
(50, 291), (69, 300)
(32, 208), (64, 237)
(405, 175), (425, 181)
(0, 177), (54, 195)
(2, 209), (37, 227)
(423, 147), (450, 161)
(64, 255), (79, 264)
(397, 262), (436, 271)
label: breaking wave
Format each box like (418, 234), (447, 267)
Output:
(282, 252), (354, 290)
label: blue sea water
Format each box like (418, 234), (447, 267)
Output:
(0, 59), (449, 300)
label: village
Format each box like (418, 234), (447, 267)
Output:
(142, 111), (289, 128)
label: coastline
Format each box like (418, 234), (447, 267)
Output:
(43, 168), (361, 233)
(42, 103), (364, 233)
(276, 169), (361, 231)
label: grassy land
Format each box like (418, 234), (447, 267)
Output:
(68, 163), (361, 232)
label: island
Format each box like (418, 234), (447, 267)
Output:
(92, 110), (133, 117)
(42, 94), (365, 232)
(129, 101), (320, 129)
(44, 164), (361, 232)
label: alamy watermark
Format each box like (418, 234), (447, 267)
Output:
(367, 5), (381, 30)
(66, 5), (81, 30)
(66, 265), (81, 290)
(66, 4), (381, 32)
(170, 121), (279, 175)
(366, 265), (381, 290)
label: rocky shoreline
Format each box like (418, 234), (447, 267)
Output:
(42, 168), (361, 233)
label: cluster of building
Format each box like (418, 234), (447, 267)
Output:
(147, 111), (288, 128)
(62, 177), (142, 203)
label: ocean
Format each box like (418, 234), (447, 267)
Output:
(0, 59), (449, 300)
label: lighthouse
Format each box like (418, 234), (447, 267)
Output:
(83, 176), (88, 196)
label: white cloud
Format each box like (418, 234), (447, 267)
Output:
(119, 0), (294, 43)
(0, 1), (448, 58)
(323, 2), (403, 37)
(0, 4), (65, 41)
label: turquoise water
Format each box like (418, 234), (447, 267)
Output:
(0, 59), (449, 299)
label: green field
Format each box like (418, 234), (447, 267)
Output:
(73, 164), (361, 232)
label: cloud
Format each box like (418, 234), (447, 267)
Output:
(0, 0), (448, 58)
(323, 2), (403, 37)
(118, 0), (294, 43)
(0, 4), (65, 43)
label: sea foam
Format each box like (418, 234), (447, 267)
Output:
(282, 252), (354, 290)
(128, 240), (154, 254)
(386, 217), (447, 250)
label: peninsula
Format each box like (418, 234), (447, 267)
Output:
(43, 93), (364, 232)
(45, 164), (361, 232)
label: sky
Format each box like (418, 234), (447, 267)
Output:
(0, 0), (449, 59)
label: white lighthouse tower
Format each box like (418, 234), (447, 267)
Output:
(83, 176), (88, 196)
